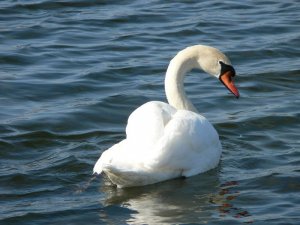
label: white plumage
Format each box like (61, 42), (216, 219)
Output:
(94, 45), (239, 188)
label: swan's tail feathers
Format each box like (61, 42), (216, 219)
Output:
(93, 157), (105, 175)
(93, 147), (117, 175)
(93, 166), (103, 175)
(93, 140), (128, 175)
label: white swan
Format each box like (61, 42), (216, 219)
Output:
(94, 45), (239, 188)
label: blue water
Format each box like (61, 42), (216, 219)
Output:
(1, 1), (300, 224)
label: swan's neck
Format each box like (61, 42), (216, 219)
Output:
(165, 48), (201, 113)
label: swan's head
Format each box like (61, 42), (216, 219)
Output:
(194, 45), (240, 98)
(218, 61), (239, 98)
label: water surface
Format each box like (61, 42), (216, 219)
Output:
(1, 1), (300, 224)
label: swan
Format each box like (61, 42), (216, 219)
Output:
(94, 45), (239, 188)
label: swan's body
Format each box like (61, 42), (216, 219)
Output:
(94, 45), (239, 188)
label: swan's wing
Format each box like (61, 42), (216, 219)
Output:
(147, 110), (222, 177)
(93, 101), (176, 175)
(93, 137), (181, 188)
(125, 101), (176, 149)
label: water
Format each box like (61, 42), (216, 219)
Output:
(1, 0), (299, 224)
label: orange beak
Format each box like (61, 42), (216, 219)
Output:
(220, 71), (240, 98)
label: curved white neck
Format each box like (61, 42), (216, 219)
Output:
(165, 47), (201, 113)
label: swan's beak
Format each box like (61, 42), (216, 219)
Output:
(220, 71), (240, 98)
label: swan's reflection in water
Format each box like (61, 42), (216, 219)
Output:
(97, 169), (250, 224)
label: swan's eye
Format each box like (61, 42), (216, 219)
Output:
(219, 61), (236, 77)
